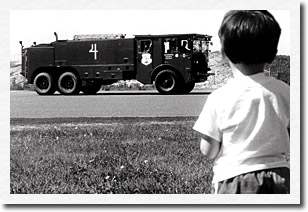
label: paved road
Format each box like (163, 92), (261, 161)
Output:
(10, 90), (210, 118)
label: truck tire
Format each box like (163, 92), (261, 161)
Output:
(179, 82), (195, 94)
(33, 72), (56, 95)
(57, 72), (80, 95)
(81, 83), (101, 95)
(154, 69), (179, 94)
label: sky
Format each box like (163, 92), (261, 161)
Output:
(10, 10), (290, 59)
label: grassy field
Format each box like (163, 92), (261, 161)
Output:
(10, 117), (213, 194)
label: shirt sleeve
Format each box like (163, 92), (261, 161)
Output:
(193, 94), (222, 142)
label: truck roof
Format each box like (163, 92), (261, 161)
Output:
(24, 33), (212, 48)
(73, 34), (126, 40)
(134, 33), (212, 39)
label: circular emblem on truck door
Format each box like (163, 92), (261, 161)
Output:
(141, 53), (152, 66)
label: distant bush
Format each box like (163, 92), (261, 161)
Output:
(10, 61), (21, 68)
(205, 53), (290, 89)
(10, 78), (24, 90)
(265, 55), (290, 85)
(101, 80), (155, 91)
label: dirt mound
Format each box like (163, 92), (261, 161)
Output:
(195, 51), (232, 89)
(10, 64), (27, 90)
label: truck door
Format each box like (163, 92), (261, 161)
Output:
(163, 38), (192, 82)
(136, 39), (154, 84)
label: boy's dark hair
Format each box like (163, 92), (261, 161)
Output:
(218, 10), (281, 64)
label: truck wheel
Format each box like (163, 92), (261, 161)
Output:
(33, 72), (56, 95)
(179, 82), (195, 94)
(155, 69), (179, 94)
(81, 83), (101, 95)
(57, 72), (80, 95)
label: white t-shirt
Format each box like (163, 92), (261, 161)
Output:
(193, 72), (290, 183)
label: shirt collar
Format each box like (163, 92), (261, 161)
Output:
(232, 72), (270, 86)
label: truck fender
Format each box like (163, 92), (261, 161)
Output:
(151, 64), (181, 83)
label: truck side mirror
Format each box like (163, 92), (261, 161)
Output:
(54, 32), (58, 41)
(19, 41), (23, 49)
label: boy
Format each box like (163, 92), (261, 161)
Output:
(193, 10), (290, 194)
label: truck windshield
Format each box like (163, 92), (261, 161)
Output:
(164, 38), (210, 54)
(193, 40), (209, 53)
(164, 38), (192, 54)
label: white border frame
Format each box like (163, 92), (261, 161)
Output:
(1, 0), (301, 205)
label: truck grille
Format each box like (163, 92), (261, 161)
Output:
(20, 49), (27, 77)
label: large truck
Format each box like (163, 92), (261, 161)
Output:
(20, 32), (213, 95)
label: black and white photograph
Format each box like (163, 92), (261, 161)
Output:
(1, 0), (302, 206)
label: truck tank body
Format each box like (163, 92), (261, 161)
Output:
(53, 38), (135, 80)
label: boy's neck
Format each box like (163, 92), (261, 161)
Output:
(229, 62), (265, 78)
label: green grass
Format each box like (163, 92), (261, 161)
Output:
(10, 117), (213, 194)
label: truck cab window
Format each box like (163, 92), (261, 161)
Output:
(164, 38), (177, 53)
(193, 40), (202, 53)
(179, 40), (191, 53)
(201, 40), (210, 53)
(140, 40), (152, 53)
(193, 40), (210, 54)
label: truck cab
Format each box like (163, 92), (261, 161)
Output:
(135, 34), (212, 94)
